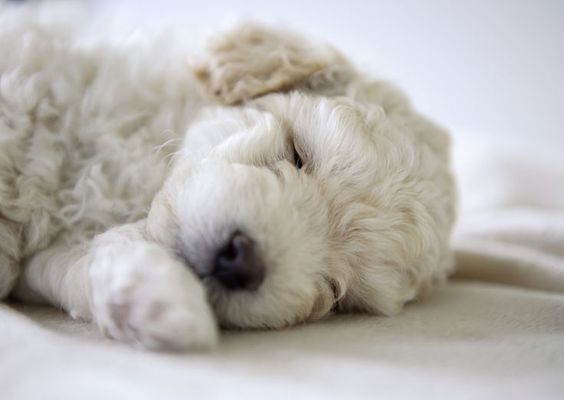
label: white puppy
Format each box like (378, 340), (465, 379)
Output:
(0, 13), (456, 350)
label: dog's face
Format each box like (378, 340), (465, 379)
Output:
(147, 92), (429, 328)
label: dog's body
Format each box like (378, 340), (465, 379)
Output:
(0, 14), (456, 350)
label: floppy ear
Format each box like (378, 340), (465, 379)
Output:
(249, 93), (453, 319)
(194, 23), (354, 104)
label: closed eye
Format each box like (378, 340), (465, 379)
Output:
(292, 143), (304, 169)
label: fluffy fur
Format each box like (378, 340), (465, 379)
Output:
(0, 9), (456, 350)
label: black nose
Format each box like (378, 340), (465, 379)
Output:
(213, 232), (265, 291)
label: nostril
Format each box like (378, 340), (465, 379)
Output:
(217, 233), (251, 266)
(218, 238), (239, 262)
(213, 232), (265, 291)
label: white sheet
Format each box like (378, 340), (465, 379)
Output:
(1, 280), (563, 400)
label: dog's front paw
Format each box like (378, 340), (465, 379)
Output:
(89, 243), (217, 351)
(194, 23), (339, 104)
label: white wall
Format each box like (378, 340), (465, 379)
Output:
(87, 0), (564, 144)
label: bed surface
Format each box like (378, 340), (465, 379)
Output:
(2, 280), (563, 400)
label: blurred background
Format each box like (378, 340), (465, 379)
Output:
(78, 0), (564, 147)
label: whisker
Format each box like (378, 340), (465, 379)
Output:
(152, 137), (182, 155)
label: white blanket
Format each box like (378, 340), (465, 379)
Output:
(1, 134), (563, 399)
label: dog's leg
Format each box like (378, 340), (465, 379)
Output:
(194, 23), (355, 104)
(14, 221), (217, 351)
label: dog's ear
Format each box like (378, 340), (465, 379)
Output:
(194, 23), (353, 104)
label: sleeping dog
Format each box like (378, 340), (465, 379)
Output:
(0, 14), (456, 350)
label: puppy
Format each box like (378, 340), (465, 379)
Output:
(0, 17), (456, 350)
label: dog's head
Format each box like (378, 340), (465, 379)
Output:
(146, 89), (454, 329)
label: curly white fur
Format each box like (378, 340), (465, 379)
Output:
(0, 8), (456, 351)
